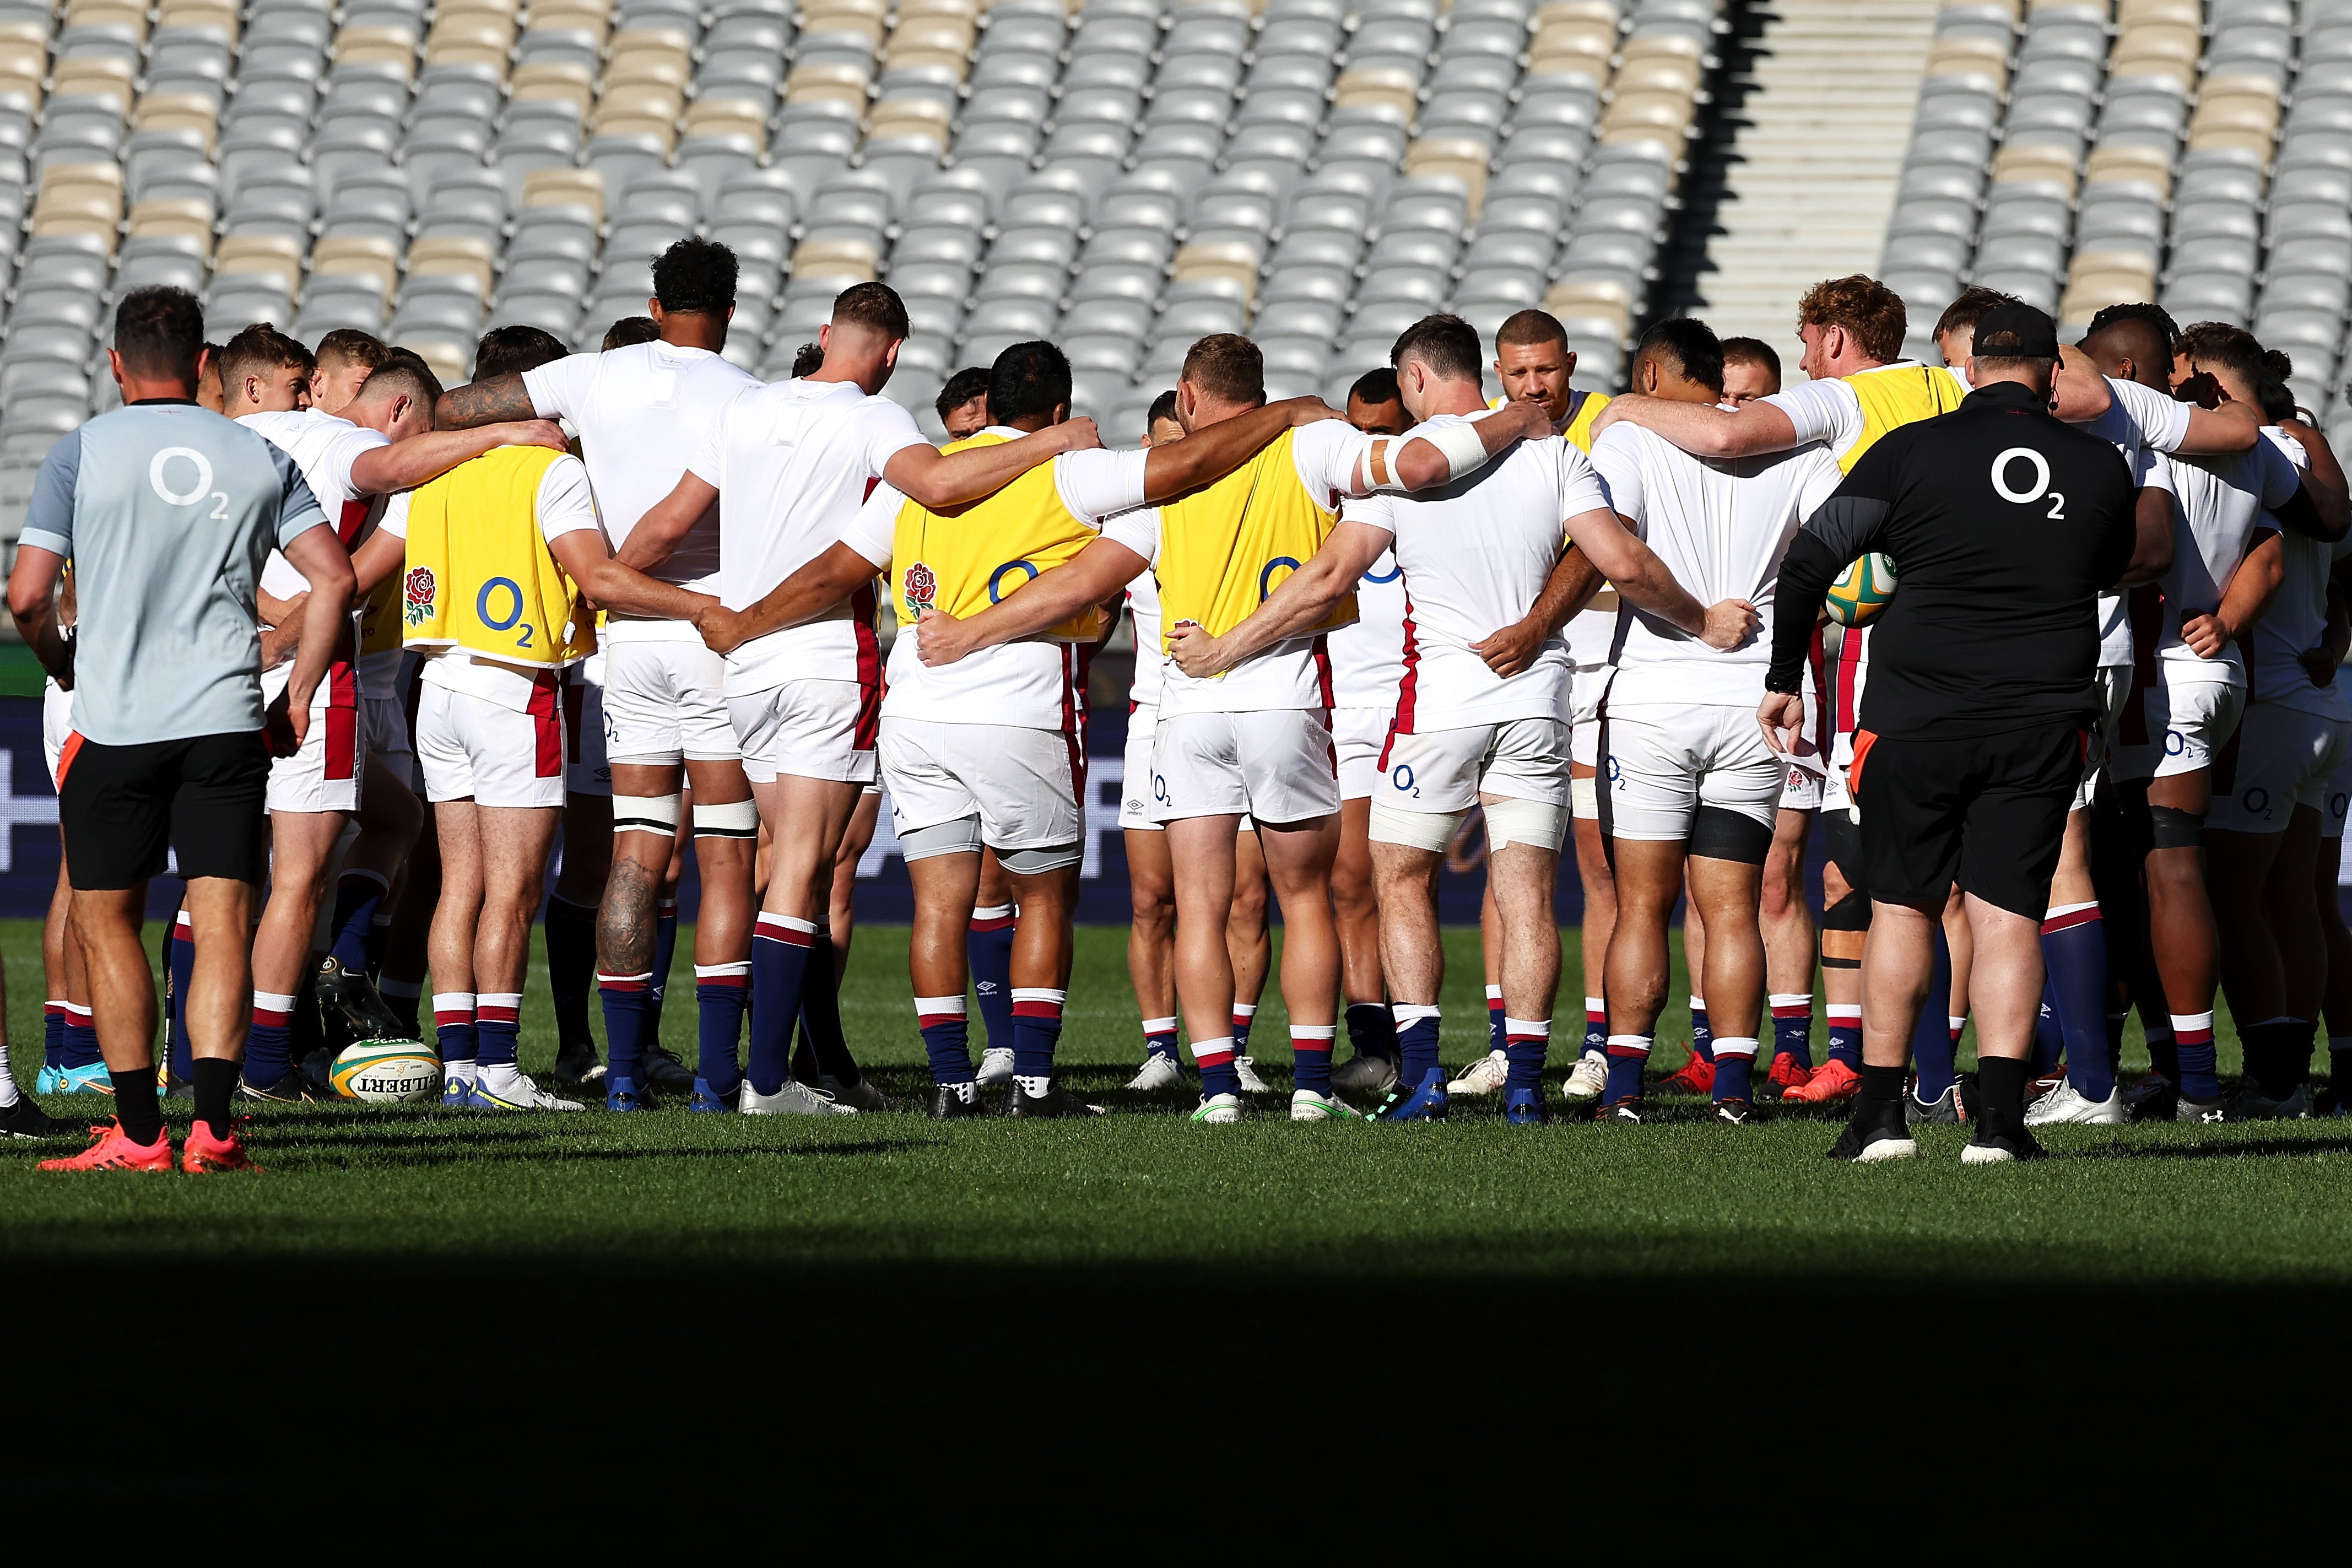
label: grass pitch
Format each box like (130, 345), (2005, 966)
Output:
(4, 917), (2346, 1522)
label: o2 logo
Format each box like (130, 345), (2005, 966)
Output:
(477, 576), (535, 650)
(1152, 770), (1170, 805)
(1991, 447), (2064, 520)
(2239, 785), (2273, 822)
(1606, 755), (1625, 791)
(1362, 556), (1402, 585)
(2165, 727), (2188, 758)
(1389, 762), (1418, 799)
(1260, 556), (1302, 601)
(150, 447), (229, 520)
(988, 560), (1040, 602)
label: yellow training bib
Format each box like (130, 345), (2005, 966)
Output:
(1841, 363), (1969, 473)
(400, 445), (593, 668)
(892, 433), (1106, 642)
(1156, 428), (1355, 653)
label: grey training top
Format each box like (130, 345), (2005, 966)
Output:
(20, 401), (327, 747)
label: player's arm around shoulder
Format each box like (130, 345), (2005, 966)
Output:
(1589, 388), (1800, 459)
(916, 531), (1148, 666)
(1354, 400), (1554, 495)
(888, 415), (1101, 509)
(1167, 516), (1392, 679)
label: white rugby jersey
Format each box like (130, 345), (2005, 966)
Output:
(2242, 427), (2342, 714)
(689, 377), (929, 697)
(1327, 547), (1406, 711)
(1338, 414), (1607, 732)
(1126, 566), (1164, 710)
(1589, 422), (1841, 706)
(240, 407), (389, 704)
(2151, 433), (2303, 681)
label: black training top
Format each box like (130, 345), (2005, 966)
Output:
(1768, 380), (2138, 740)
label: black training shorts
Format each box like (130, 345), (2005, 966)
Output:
(1852, 724), (2083, 918)
(58, 731), (271, 890)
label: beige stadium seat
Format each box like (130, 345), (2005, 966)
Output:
(62, 0), (149, 45)
(606, 35), (691, 91)
(2116, 0), (2196, 21)
(1613, 53), (1702, 97)
(2189, 75), (2281, 137)
(129, 195), (216, 257)
(791, 236), (880, 284)
(155, 0), (239, 41)
(1529, 17), (1615, 76)
(401, 339), (472, 387)
(802, 0), (890, 47)
(1922, 36), (2008, 94)
(1601, 89), (1694, 138)
(52, 56), (137, 111)
(2059, 253), (2159, 327)
(336, 24), (421, 82)
(1404, 137), (1492, 219)
(134, 90), (220, 138)
(1543, 277), (1634, 342)
(899, 0), (980, 20)
(425, 12), (517, 73)
(1332, 66), (1418, 120)
(593, 82), (684, 139)
(408, 235), (497, 296)
(311, 234), (402, 299)
(786, 58), (872, 110)
(0, 46), (44, 113)
(514, 61), (594, 115)
(864, 95), (949, 148)
(684, 96), (771, 152)
(888, 14), (977, 65)
(1992, 142), (2079, 198)
(1171, 240), (1261, 305)
(215, 233), (305, 295)
(33, 164), (125, 251)
(2083, 143), (2171, 200)
(1620, 30), (1704, 67)
(1537, 0), (1625, 24)
(522, 166), (605, 226)
(527, 1), (610, 44)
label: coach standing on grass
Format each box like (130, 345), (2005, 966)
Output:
(7, 285), (352, 1173)
(1761, 304), (2164, 1164)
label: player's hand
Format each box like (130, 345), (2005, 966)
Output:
(915, 607), (975, 664)
(259, 593), (307, 671)
(1700, 597), (1762, 651)
(2299, 644), (2340, 687)
(2179, 610), (2227, 658)
(1586, 396), (1631, 435)
(1469, 615), (1545, 678)
(263, 688), (299, 756)
(1283, 396), (1343, 425)
(1166, 619), (1226, 677)
(2175, 371), (2225, 410)
(1050, 417), (1102, 454)
(1757, 691), (1805, 756)
(1497, 398), (1556, 443)
(695, 602), (745, 654)
(498, 419), (572, 453)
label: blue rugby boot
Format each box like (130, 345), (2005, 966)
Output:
(1504, 1085), (1547, 1125)
(1371, 1067), (1450, 1122)
(605, 1074), (656, 1112)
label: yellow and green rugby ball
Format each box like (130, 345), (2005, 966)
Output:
(1825, 553), (1897, 626)
(329, 1040), (442, 1103)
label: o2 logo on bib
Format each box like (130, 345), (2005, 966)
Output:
(988, 560), (1040, 602)
(1992, 447), (2064, 520)
(402, 565), (438, 626)
(477, 576), (535, 650)
(150, 447), (230, 519)
(1260, 556), (1302, 601)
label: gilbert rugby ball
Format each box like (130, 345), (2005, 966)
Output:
(1825, 552), (1896, 626)
(329, 1040), (442, 1104)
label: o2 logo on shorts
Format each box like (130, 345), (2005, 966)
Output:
(1991, 447), (2064, 520)
(2165, 727), (2188, 758)
(1260, 556), (1302, 601)
(2331, 790), (2349, 826)
(477, 576), (535, 650)
(1606, 755), (1625, 790)
(402, 564), (437, 626)
(149, 446), (230, 519)
(1389, 762), (1418, 799)
(2240, 786), (2273, 822)
(988, 560), (1040, 602)
(1152, 770), (1171, 805)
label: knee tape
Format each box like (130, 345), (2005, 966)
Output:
(1823, 886), (1872, 933)
(998, 842), (1082, 875)
(1570, 775), (1600, 820)
(1690, 805), (1774, 866)
(612, 792), (682, 837)
(690, 798), (759, 839)
(1369, 801), (1468, 852)
(897, 814), (983, 862)
(2149, 803), (2205, 850)
(1484, 797), (1566, 853)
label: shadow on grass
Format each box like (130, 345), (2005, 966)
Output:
(288, 1136), (949, 1169)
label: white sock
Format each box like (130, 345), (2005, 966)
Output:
(478, 1061), (524, 1090)
(0, 1038), (17, 1106)
(1015, 1074), (1052, 1098)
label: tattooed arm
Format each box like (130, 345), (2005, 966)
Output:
(434, 373), (539, 431)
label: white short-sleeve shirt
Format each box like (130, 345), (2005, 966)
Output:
(2154, 431), (2305, 682)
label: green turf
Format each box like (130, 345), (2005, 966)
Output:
(3, 917), (2343, 1511)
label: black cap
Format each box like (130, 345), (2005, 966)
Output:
(1972, 301), (2062, 359)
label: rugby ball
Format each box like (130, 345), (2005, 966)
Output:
(1825, 552), (1897, 626)
(329, 1040), (442, 1104)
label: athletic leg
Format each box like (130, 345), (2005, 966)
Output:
(1257, 812), (1342, 1100)
(686, 758), (759, 1102)
(1603, 836), (1688, 1112)
(1688, 854), (1765, 1107)
(2143, 769), (2224, 1105)
(1123, 825), (1182, 1084)
(907, 848), (981, 1096)
(1167, 813), (1245, 1100)
(1369, 837), (1444, 1089)
(599, 760), (683, 1103)
(245, 809), (350, 1096)
(1761, 808), (1818, 1084)
(967, 846), (1018, 1077)
(1228, 822), (1272, 1073)
(469, 804), (571, 1107)
(744, 773), (863, 1099)
(1332, 793), (1396, 1072)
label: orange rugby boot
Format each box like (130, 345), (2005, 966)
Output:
(181, 1122), (262, 1173)
(1781, 1057), (1861, 1104)
(37, 1120), (174, 1172)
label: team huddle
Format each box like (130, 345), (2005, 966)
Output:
(7, 242), (2350, 1171)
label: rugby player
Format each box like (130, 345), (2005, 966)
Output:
(625, 285), (1097, 1115)
(917, 332), (1554, 1122)
(1588, 319), (1837, 1123)
(1163, 317), (1746, 1122)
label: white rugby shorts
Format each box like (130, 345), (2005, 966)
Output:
(1776, 684), (1825, 813)
(1151, 707), (1339, 825)
(267, 685), (364, 815)
(879, 716), (1083, 851)
(415, 679), (566, 809)
(1604, 701), (1783, 841)
(2208, 699), (2352, 834)
(2072, 664), (2132, 812)
(729, 677), (880, 786)
(1376, 716), (1566, 814)
(1120, 704), (1160, 831)
(1333, 705), (1392, 802)
(604, 638), (739, 766)
(42, 677), (71, 790)
(1565, 664), (1608, 769)
(2111, 668), (2246, 783)
(561, 655), (612, 798)
(2324, 729), (2352, 839)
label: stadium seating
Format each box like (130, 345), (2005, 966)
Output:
(1881, 0), (2352, 444)
(0, 0), (1721, 521)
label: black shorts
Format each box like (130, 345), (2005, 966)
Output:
(1853, 724), (2083, 918)
(58, 731), (271, 890)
